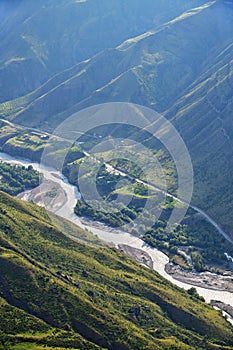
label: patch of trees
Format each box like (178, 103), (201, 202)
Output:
(0, 161), (40, 195)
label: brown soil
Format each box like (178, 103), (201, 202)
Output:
(118, 244), (153, 268)
(17, 179), (67, 213)
(166, 264), (233, 292)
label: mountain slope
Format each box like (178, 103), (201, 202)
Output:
(2, 1), (231, 125)
(0, 191), (233, 349)
(2, 1), (226, 128)
(0, 0), (206, 103)
(166, 42), (233, 236)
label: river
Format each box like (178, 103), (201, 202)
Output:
(0, 151), (233, 317)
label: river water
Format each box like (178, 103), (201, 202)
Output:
(0, 152), (232, 313)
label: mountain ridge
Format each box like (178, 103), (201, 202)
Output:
(0, 0), (206, 102)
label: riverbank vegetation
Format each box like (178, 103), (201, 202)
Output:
(70, 159), (233, 272)
(0, 161), (40, 195)
(0, 122), (232, 272)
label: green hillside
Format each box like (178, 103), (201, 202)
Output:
(0, 191), (233, 349)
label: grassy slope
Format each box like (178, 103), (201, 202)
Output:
(0, 297), (101, 350)
(0, 191), (233, 350)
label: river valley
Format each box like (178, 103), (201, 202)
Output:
(0, 150), (233, 326)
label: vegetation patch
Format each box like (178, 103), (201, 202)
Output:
(0, 161), (40, 195)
